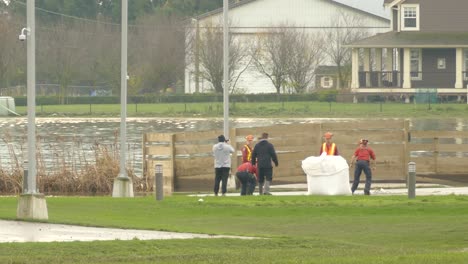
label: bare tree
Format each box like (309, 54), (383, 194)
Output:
(252, 25), (294, 94)
(196, 21), (250, 94)
(83, 15), (121, 96)
(287, 30), (324, 93)
(131, 15), (186, 95)
(37, 21), (88, 103)
(322, 9), (369, 89)
(0, 15), (23, 90)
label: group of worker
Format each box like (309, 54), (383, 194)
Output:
(212, 132), (278, 196)
(321, 132), (376, 195)
(213, 131), (376, 196)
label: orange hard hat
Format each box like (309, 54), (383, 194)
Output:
(245, 135), (254, 141)
(324, 132), (333, 139)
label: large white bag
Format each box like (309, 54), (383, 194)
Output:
(301, 153), (352, 195)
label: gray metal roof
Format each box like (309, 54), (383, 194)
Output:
(345, 31), (468, 48)
(315, 66), (338, 75)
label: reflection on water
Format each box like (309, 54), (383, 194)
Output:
(409, 118), (468, 158)
(1, 117), (467, 176)
(411, 118), (468, 131)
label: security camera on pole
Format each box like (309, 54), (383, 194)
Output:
(18, 27), (29, 41)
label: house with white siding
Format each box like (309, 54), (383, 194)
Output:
(185, 0), (390, 94)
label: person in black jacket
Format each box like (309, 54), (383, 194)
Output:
(251, 132), (278, 195)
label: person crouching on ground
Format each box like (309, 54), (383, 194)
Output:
(235, 162), (257, 195)
(349, 139), (376, 195)
(213, 135), (234, 196)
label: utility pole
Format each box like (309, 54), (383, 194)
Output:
(195, 18), (200, 93)
(223, 0), (229, 138)
(112, 0), (134, 197)
(17, 0), (48, 220)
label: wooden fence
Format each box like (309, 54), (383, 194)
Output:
(143, 120), (468, 195)
(408, 130), (468, 184)
(143, 119), (426, 194)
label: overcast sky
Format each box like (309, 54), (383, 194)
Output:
(334, 0), (389, 18)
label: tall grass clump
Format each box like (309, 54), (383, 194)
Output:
(0, 130), (142, 195)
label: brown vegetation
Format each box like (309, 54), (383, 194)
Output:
(0, 132), (143, 195)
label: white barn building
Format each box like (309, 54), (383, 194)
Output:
(185, 0), (390, 94)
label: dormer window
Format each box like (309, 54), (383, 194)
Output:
(401, 4), (419, 31)
(321, 77), (333, 88)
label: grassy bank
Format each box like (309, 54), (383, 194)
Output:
(1, 195), (468, 263)
(14, 101), (468, 118)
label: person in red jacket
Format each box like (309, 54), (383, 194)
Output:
(235, 162), (257, 195)
(241, 135), (254, 163)
(350, 139), (376, 195)
(319, 132), (339, 156)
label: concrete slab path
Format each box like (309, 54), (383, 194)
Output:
(194, 184), (468, 197)
(0, 220), (253, 243)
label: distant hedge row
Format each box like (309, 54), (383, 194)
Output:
(13, 91), (338, 106)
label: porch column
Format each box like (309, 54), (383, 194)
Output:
(396, 49), (402, 86)
(351, 48), (359, 89)
(376, 48), (383, 87)
(363, 48), (371, 87)
(385, 48), (394, 71)
(455, 48), (463, 88)
(384, 48), (394, 87)
(402, 48), (412, 88)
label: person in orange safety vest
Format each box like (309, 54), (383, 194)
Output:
(319, 132), (339, 156)
(241, 135), (255, 163)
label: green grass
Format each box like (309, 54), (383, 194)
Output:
(14, 101), (468, 118)
(1, 195), (468, 263)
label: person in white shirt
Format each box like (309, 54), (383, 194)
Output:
(213, 135), (235, 196)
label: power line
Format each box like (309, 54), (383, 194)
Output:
(10, 0), (187, 31)
(11, 0), (120, 26)
(10, 1), (388, 30)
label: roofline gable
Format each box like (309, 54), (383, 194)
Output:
(384, 0), (406, 8)
(195, 0), (390, 22)
(195, 0), (257, 20)
(330, 0), (389, 21)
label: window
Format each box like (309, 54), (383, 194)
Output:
(401, 5), (419, 31)
(321, 77), (333, 88)
(437, 58), (446, 69)
(410, 49), (422, 80)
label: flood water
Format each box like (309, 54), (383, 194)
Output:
(1, 117), (467, 176)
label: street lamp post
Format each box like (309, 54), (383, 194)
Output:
(17, 0), (48, 220)
(223, 0), (229, 138)
(112, 0), (134, 197)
